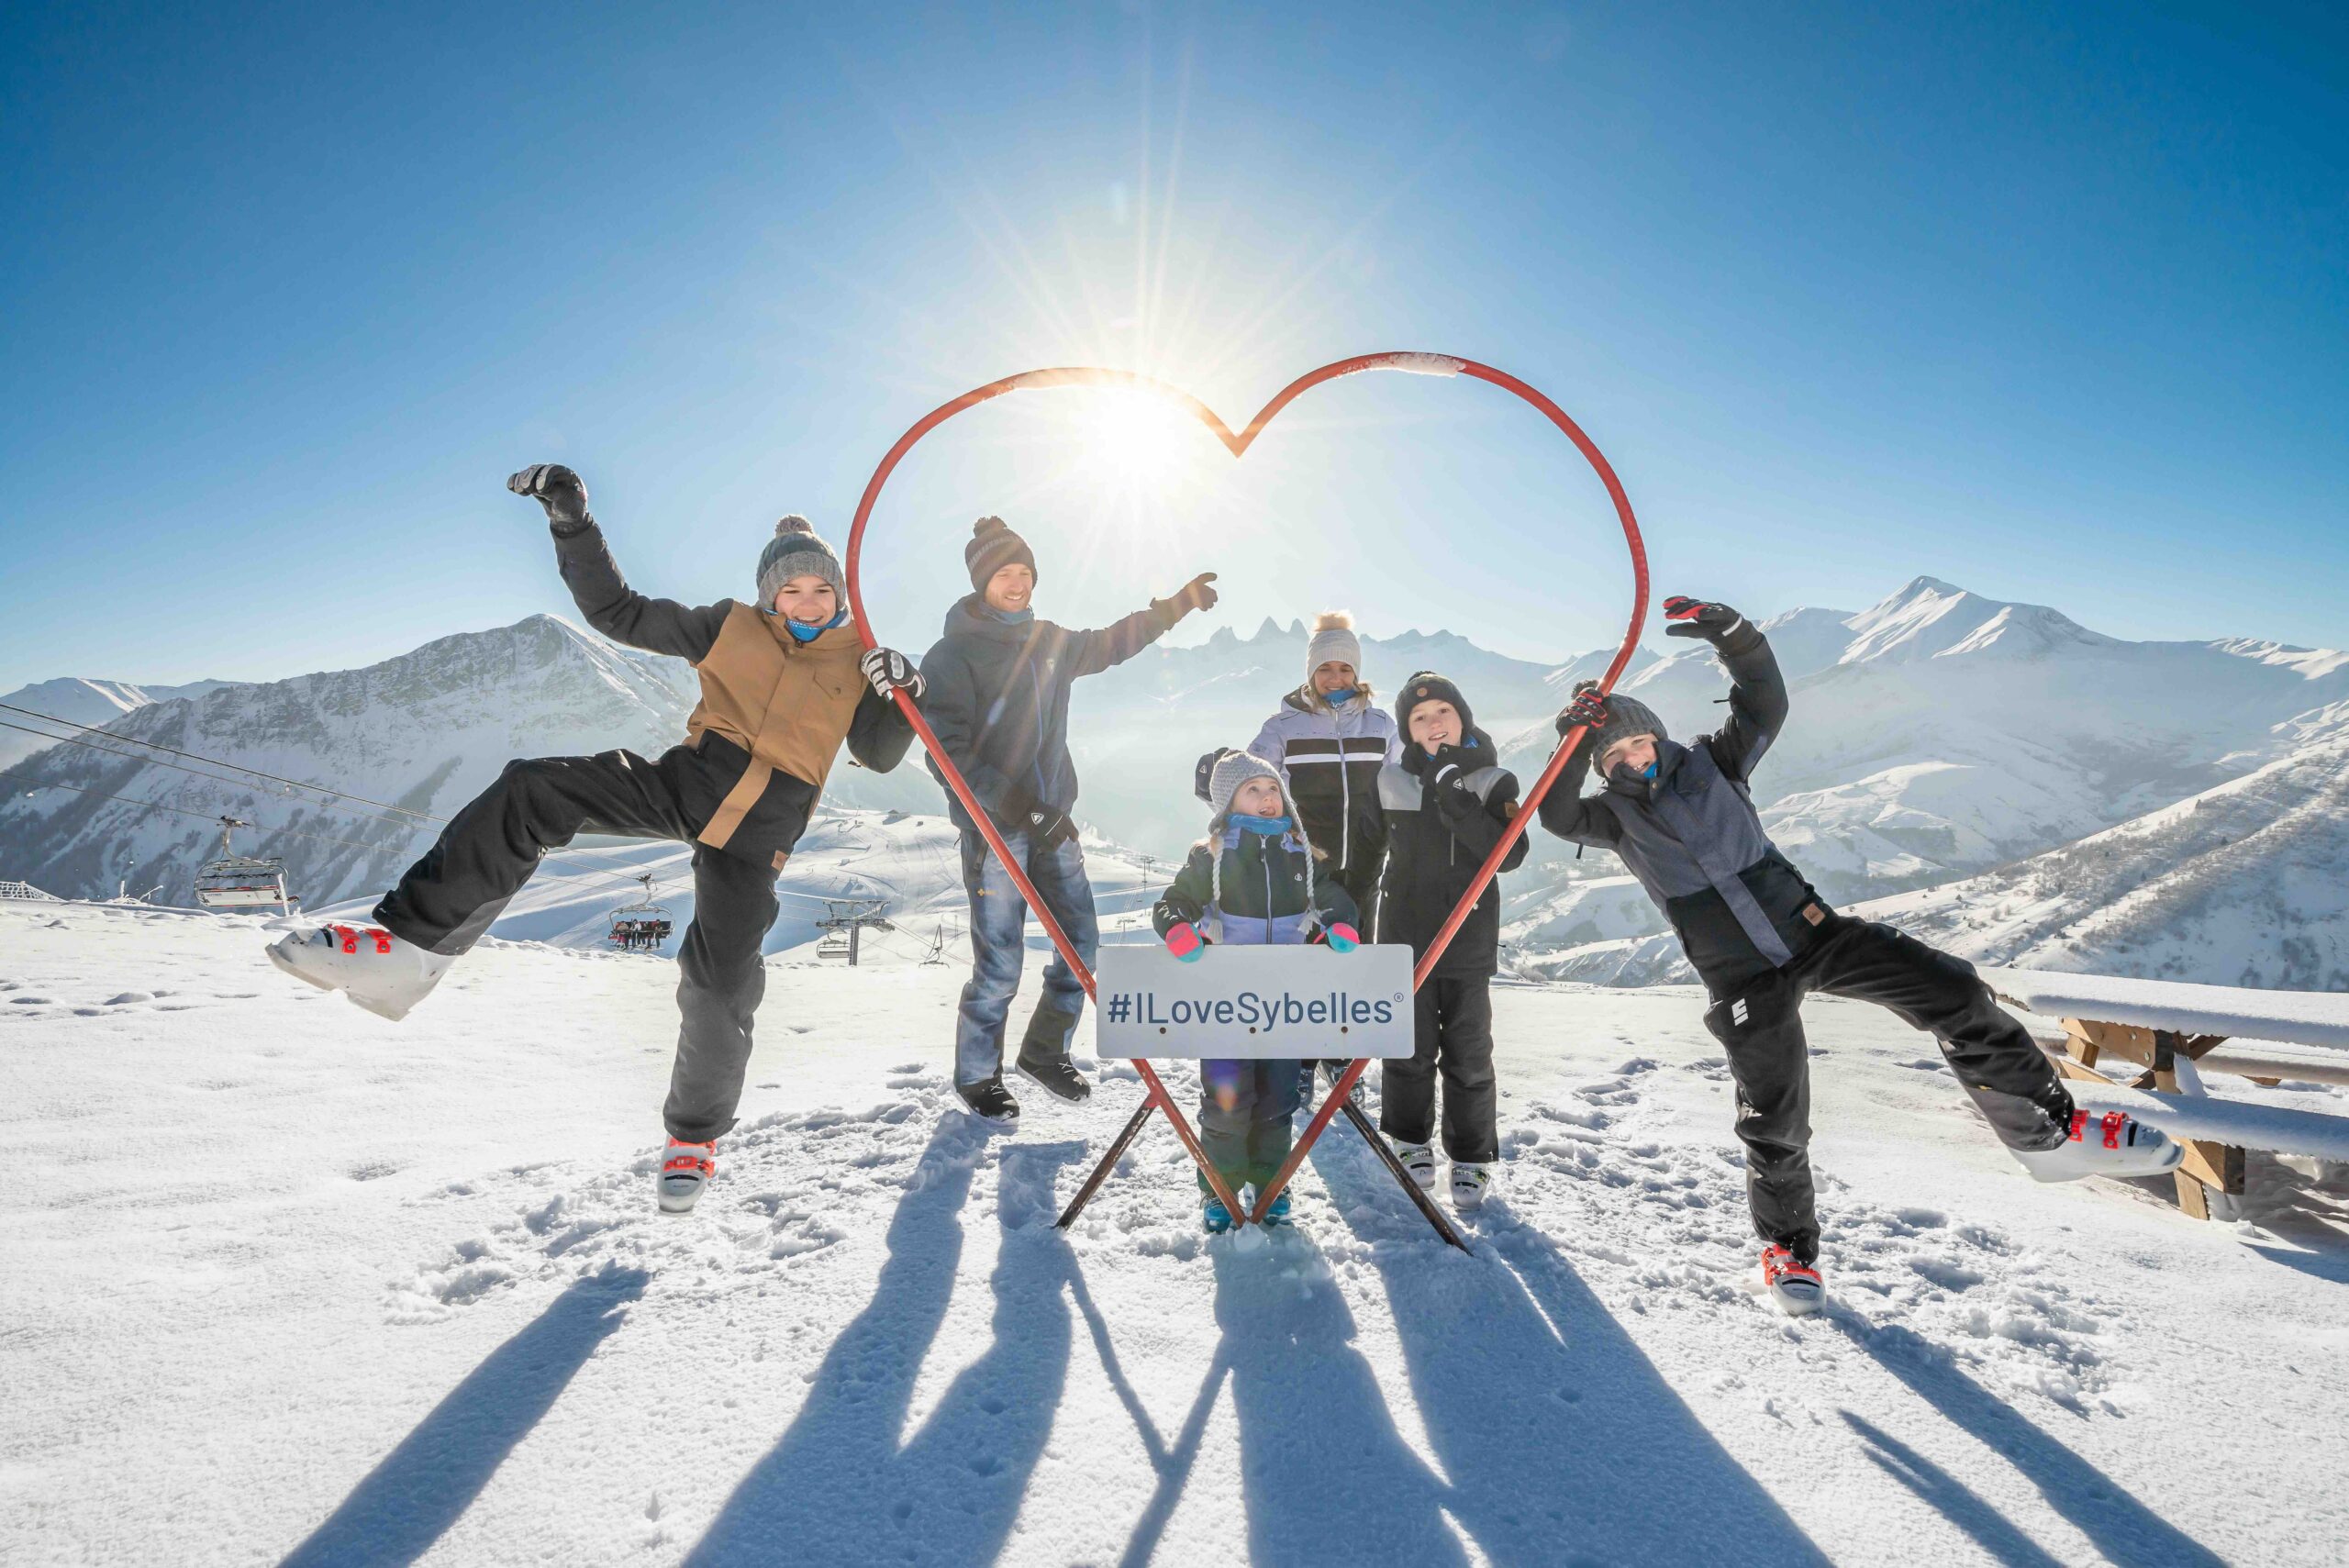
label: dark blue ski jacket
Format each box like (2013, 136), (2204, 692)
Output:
(918, 594), (1175, 828)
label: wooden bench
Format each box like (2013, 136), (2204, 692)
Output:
(1979, 966), (2349, 1222)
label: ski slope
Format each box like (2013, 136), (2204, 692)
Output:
(4, 901), (2346, 1566)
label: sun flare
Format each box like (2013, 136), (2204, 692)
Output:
(1079, 391), (1206, 486)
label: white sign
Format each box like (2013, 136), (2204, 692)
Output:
(1094, 943), (1417, 1060)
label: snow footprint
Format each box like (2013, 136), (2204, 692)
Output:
(385, 1090), (952, 1323)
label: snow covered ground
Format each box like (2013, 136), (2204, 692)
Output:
(6, 901), (2347, 1566)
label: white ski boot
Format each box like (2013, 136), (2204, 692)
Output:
(1450, 1162), (1494, 1211)
(1761, 1244), (1825, 1317)
(658, 1138), (717, 1215)
(1394, 1140), (1436, 1189)
(265, 924), (453, 1022)
(2012, 1109), (2185, 1184)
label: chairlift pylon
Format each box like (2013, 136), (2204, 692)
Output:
(194, 817), (292, 913)
(607, 873), (674, 952)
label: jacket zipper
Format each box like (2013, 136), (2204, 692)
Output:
(1334, 704), (1353, 872)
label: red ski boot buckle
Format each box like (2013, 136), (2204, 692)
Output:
(2100, 1111), (2127, 1150)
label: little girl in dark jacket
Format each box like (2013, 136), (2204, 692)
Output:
(1152, 750), (1359, 1231)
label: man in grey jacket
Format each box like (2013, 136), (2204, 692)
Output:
(1537, 595), (2182, 1314)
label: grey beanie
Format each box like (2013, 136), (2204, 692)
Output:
(1208, 749), (1285, 825)
(756, 516), (846, 608)
(1573, 679), (1669, 757)
(1305, 610), (1363, 684)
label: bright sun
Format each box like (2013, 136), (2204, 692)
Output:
(1080, 392), (1202, 485)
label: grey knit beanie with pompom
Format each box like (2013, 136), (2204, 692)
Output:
(755, 515), (847, 608)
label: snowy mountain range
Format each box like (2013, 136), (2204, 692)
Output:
(5, 575), (2345, 984)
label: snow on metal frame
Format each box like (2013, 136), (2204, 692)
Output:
(1983, 964), (2349, 1053)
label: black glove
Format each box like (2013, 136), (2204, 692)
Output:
(1024, 804), (1079, 848)
(1425, 742), (1480, 787)
(1556, 683), (1608, 737)
(859, 647), (924, 699)
(1152, 572), (1219, 623)
(1663, 595), (1746, 645)
(507, 463), (591, 532)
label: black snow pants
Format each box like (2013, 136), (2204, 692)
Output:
(1380, 973), (1499, 1163)
(373, 751), (780, 1144)
(1702, 917), (2075, 1264)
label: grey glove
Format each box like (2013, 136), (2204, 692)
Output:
(859, 647), (925, 699)
(508, 463), (591, 533)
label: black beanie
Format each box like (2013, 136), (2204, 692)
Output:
(1396, 671), (1474, 738)
(965, 516), (1039, 591)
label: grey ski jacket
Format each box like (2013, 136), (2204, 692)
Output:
(1535, 622), (1829, 995)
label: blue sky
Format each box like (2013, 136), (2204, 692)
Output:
(2, 1), (2343, 690)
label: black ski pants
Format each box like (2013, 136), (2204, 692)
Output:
(373, 751), (780, 1144)
(1703, 917), (2074, 1264)
(1380, 973), (1498, 1163)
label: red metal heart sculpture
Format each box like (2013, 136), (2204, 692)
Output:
(843, 353), (1649, 1226)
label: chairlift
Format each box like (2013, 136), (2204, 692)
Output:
(817, 929), (852, 960)
(194, 817), (292, 913)
(607, 873), (674, 952)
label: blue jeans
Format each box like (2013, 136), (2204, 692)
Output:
(954, 826), (1099, 1087)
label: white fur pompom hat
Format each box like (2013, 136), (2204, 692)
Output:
(1306, 609), (1363, 684)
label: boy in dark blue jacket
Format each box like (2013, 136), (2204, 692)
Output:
(919, 516), (1218, 1122)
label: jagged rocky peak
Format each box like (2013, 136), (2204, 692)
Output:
(1841, 576), (2108, 664)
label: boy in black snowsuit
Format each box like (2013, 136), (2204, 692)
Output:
(1375, 672), (1528, 1212)
(1537, 595), (2182, 1314)
(918, 515), (1219, 1123)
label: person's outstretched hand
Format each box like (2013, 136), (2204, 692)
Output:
(1662, 595), (1746, 645)
(508, 464), (590, 532)
(1154, 572), (1220, 622)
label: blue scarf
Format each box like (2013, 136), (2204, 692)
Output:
(783, 609), (849, 643)
(1320, 688), (1358, 706)
(983, 605), (1035, 627)
(1231, 814), (1291, 837)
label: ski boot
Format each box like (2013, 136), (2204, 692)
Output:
(1260, 1189), (1294, 1227)
(956, 1075), (1020, 1126)
(1318, 1060), (1364, 1106)
(265, 924), (452, 1021)
(1761, 1244), (1825, 1317)
(2012, 1109), (2184, 1183)
(1394, 1140), (1436, 1189)
(1202, 1192), (1235, 1235)
(658, 1138), (717, 1216)
(1450, 1162), (1493, 1211)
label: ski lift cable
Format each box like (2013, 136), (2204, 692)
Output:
(0, 769), (417, 859)
(0, 703), (453, 825)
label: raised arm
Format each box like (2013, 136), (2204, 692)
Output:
(1068, 572), (1221, 678)
(1664, 596), (1785, 783)
(510, 465), (729, 662)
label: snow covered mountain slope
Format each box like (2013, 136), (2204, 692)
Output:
(0, 674), (233, 769)
(7, 578), (2345, 986)
(1858, 729), (2349, 990)
(5, 901), (2343, 1565)
(0, 617), (696, 906)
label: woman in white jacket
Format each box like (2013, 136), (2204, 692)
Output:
(1246, 611), (1400, 931)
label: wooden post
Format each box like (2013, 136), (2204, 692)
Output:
(2154, 1029), (2245, 1219)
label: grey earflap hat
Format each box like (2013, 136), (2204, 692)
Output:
(755, 516), (847, 608)
(1201, 748), (1316, 915)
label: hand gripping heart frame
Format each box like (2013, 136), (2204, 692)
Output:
(845, 353), (1649, 1248)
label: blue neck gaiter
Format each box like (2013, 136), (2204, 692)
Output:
(983, 604), (1035, 627)
(784, 609), (849, 643)
(1232, 814), (1291, 837)
(1320, 688), (1358, 706)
